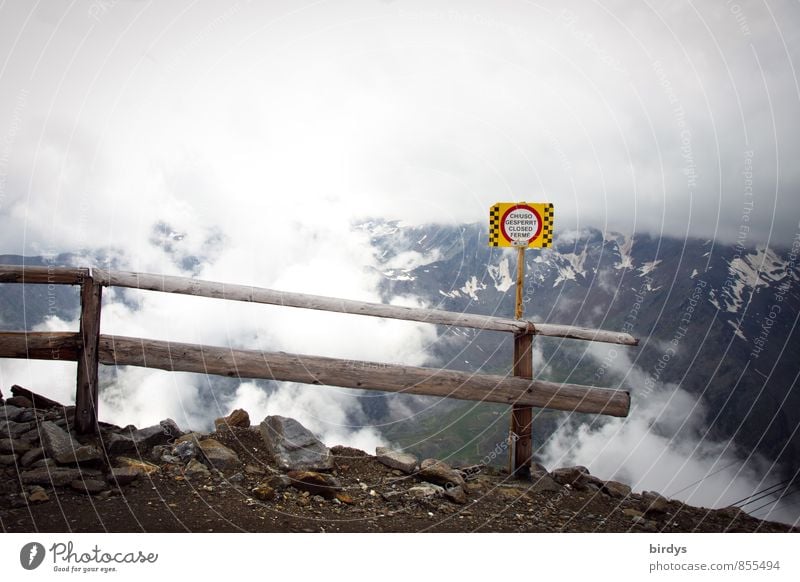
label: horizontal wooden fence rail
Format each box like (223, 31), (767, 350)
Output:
(0, 265), (638, 345)
(0, 331), (630, 417)
(0, 265), (89, 284)
(91, 269), (638, 346)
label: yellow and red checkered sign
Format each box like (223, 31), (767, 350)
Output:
(489, 202), (554, 248)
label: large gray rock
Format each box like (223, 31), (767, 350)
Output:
(602, 480), (632, 499)
(530, 474), (562, 494)
(259, 416), (333, 472)
(40, 421), (102, 464)
(198, 438), (240, 471)
(103, 419), (180, 454)
(376, 447), (418, 474)
(20, 467), (84, 486)
(551, 466), (590, 489)
(0, 405), (26, 422)
(417, 459), (466, 489)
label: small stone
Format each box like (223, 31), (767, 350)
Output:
(116, 457), (160, 475)
(244, 464), (265, 476)
(214, 409), (250, 430)
(312, 495), (326, 503)
(641, 519), (659, 532)
(297, 496), (311, 507)
(198, 438), (240, 472)
(0, 438), (32, 454)
(173, 441), (197, 462)
(267, 474), (292, 490)
(0, 453), (17, 466)
(27, 486), (49, 503)
(335, 492), (355, 504)
(623, 508), (644, 519)
(228, 472), (245, 484)
(109, 467), (143, 486)
(70, 479), (108, 494)
(417, 459), (466, 489)
(443, 484), (468, 504)
(31, 458), (59, 469)
(19, 447), (44, 467)
(96, 491), (113, 501)
(408, 483), (445, 499)
(0, 419), (35, 438)
(252, 484), (277, 501)
(602, 480), (632, 499)
(184, 459), (211, 478)
(286, 470), (342, 499)
(376, 446), (418, 474)
(175, 432), (206, 445)
(20, 467), (84, 486)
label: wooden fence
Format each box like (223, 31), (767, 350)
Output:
(0, 265), (637, 474)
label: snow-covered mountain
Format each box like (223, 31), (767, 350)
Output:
(361, 221), (800, 481)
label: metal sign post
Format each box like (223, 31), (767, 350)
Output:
(489, 202), (554, 477)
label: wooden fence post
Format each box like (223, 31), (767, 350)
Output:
(512, 331), (534, 477)
(509, 245), (533, 477)
(75, 274), (102, 434)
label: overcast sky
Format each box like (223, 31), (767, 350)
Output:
(1, 0), (799, 269)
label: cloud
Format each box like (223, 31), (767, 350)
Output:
(1, 0), (798, 254)
(540, 346), (799, 525)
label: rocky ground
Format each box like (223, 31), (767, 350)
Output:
(0, 385), (796, 533)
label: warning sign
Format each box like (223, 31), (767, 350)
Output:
(489, 202), (554, 248)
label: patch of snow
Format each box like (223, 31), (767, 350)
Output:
(488, 257), (514, 292)
(554, 248), (589, 286)
(384, 249), (441, 271)
(638, 259), (662, 277)
(690, 269), (699, 279)
(382, 270), (416, 282)
(614, 234), (635, 270)
(460, 276), (486, 300)
(728, 319), (747, 341)
(721, 246), (788, 313)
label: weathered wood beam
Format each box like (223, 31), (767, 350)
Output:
(93, 269), (638, 346)
(97, 335), (631, 417)
(0, 331), (80, 360)
(512, 332), (534, 476)
(75, 277), (102, 434)
(0, 265), (88, 284)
